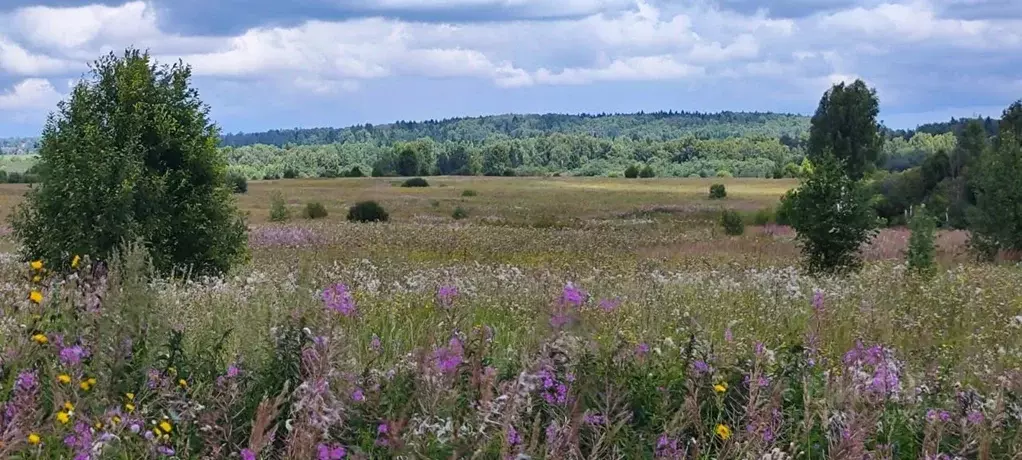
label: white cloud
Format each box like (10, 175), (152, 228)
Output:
(0, 37), (77, 75)
(0, 78), (62, 110)
(817, 0), (1022, 46)
(362, 0), (633, 16)
(11, 1), (160, 51)
(534, 55), (703, 85)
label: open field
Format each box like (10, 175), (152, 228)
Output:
(1, 177), (1020, 458)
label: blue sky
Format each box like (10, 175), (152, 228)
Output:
(1, 0), (1020, 137)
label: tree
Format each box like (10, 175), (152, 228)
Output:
(906, 206), (937, 277)
(788, 154), (878, 273)
(482, 142), (511, 176)
(969, 104), (1022, 258)
(807, 80), (882, 180)
(10, 48), (248, 275)
(396, 144), (421, 177)
(624, 164), (640, 178)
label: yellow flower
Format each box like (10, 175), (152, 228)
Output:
(159, 420), (172, 433)
(57, 374), (72, 384)
(112, 416), (122, 425)
(713, 383), (728, 394)
(29, 290), (43, 304)
(32, 275), (41, 283)
(715, 424), (732, 440)
(31, 333), (48, 344)
(27, 433), (41, 445)
(63, 402), (74, 412)
(30, 260), (43, 270)
(153, 427), (162, 436)
(125, 403), (136, 413)
(87, 377), (97, 386)
(178, 379), (188, 389)
(71, 255), (80, 268)
(56, 411), (70, 424)
(125, 393), (135, 401)
(95, 421), (104, 430)
(80, 380), (92, 391)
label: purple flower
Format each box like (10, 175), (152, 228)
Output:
(967, 411), (984, 425)
(598, 298), (621, 312)
(15, 369), (37, 391)
(584, 413), (606, 425)
(241, 449), (256, 460)
(323, 283), (357, 316)
(812, 290), (825, 313)
(724, 327), (733, 343)
(507, 426), (521, 446)
(59, 345), (88, 367)
(437, 285), (458, 307)
(156, 446), (175, 456)
(635, 343), (650, 356)
(432, 337), (464, 374)
(560, 283), (585, 307)
(926, 409), (951, 423)
(691, 360), (711, 375)
(317, 443), (346, 460)
(378, 423), (389, 434)
(370, 334), (382, 352)
(352, 388), (365, 402)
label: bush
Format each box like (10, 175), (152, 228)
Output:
(9, 48), (247, 276)
(347, 201), (389, 223)
(716, 170), (733, 178)
(907, 206), (937, 277)
(347, 166), (365, 177)
(720, 209), (745, 236)
(303, 201), (328, 219)
(502, 169), (516, 177)
(269, 191), (291, 222)
(402, 177), (430, 187)
(639, 165), (655, 178)
(753, 207), (774, 226)
(709, 183), (727, 199)
(624, 165), (640, 178)
(775, 190), (797, 226)
(228, 172), (248, 194)
(461, 189), (478, 197)
(452, 206), (469, 220)
(788, 154), (878, 274)
(0, 169), (6, 183)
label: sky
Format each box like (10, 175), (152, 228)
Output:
(0, 0), (1020, 137)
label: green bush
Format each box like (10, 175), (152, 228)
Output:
(347, 166), (365, 177)
(716, 170), (733, 178)
(907, 206), (937, 277)
(269, 191), (291, 222)
(0, 170), (6, 183)
(753, 207), (774, 226)
(461, 189), (478, 197)
(639, 165), (655, 178)
(775, 190), (797, 226)
(452, 206), (469, 220)
(347, 201), (389, 223)
(787, 154), (878, 273)
(9, 48), (247, 276)
(402, 177), (430, 187)
(720, 209), (745, 236)
(624, 165), (640, 178)
(303, 201), (328, 219)
(709, 183), (727, 199)
(228, 172), (248, 194)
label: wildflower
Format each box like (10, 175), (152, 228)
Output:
(370, 334), (382, 352)
(125, 403), (136, 413)
(64, 401), (74, 411)
(178, 379), (188, 389)
(80, 380), (92, 391)
(159, 420), (172, 433)
(560, 283), (585, 306)
(714, 383), (728, 394)
(60, 345), (87, 366)
(433, 337), (464, 374)
(352, 388), (365, 402)
(635, 342), (650, 356)
(29, 290), (43, 303)
(967, 411), (984, 425)
(241, 449), (256, 460)
(156, 446), (175, 456)
(56, 411), (71, 424)
(126, 393), (135, 401)
(58, 374), (72, 384)
(226, 364), (240, 378)
(317, 443), (346, 459)
(692, 360), (711, 375)
(715, 424), (732, 440)
(598, 297), (621, 312)
(322, 283), (357, 316)
(32, 333), (48, 344)
(71, 255), (80, 268)
(32, 275), (41, 283)
(112, 416), (122, 425)
(724, 327), (733, 343)
(437, 285), (458, 307)
(31, 260), (43, 270)
(507, 426), (521, 446)
(28, 433), (41, 445)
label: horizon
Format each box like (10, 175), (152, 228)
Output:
(2, 0), (1020, 138)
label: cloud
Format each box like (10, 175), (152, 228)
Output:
(0, 38), (77, 75)
(533, 55), (703, 85)
(0, 78), (62, 110)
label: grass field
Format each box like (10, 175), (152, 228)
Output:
(1, 177), (1019, 459)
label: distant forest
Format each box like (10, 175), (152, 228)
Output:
(0, 111), (1001, 182)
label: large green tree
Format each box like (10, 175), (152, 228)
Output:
(968, 101), (1022, 258)
(807, 80), (882, 180)
(10, 48), (248, 276)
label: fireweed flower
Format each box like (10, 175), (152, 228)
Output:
(370, 334), (382, 352)
(506, 426), (521, 446)
(322, 283), (357, 316)
(60, 345), (87, 366)
(437, 285), (458, 307)
(560, 283), (585, 307)
(432, 337), (464, 373)
(598, 297), (621, 312)
(240, 449), (256, 460)
(317, 443), (346, 459)
(352, 388), (365, 402)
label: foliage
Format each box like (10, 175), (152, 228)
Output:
(8, 48), (247, 276)
(401, 177), (430, 187)
(720, 209), (745, 236)
(269, 192), (291, 222)
(968, 103), (1022, 258)
(303, 202), (328, 220)
(753, 207), (774, 226)
(623, 164), (640, 178)
(228, 172), (248, 194)
(461, 189), (478, 197)
(452, 206), (469, 220)
(346, 166), (365, 177)
(808, 79), (882, 180)
(788, 154), (879, 273)
(638, 165), (655, 178)
(906, 207), (937, 278)
(709, 183), (727, 199)
(347, 200), (389, 222)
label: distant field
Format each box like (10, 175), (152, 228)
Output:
(0, 154), (37, 173)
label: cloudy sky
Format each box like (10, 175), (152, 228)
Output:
(0, 0), (1020, 137)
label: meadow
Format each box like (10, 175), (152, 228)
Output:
(1, 176), (1020, 459)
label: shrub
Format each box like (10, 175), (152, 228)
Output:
(282, 168), (298, 179)
(347, 201), (389, 222)
(402, 177), (430, 187)
(624, 165), (640, 178)
(775, 190), (797, 226)
(303, 201), (328, 219)
(788, 154), (878, 274)
(228, 172), (248, 194)
(461, 189), (478, 197)
(753, 207), (774, 226)
(347, 166), (365, 177)
(709, 183), (727, 199)
(502, 169), (516, 177)
(269, 192), (291, 222)
(639, 165), (655, 178)
(716, 170), (733, 178)
(907, 206), (937, 277)
(452, 206), (469, 220)
(0, 169), (6, 183)
(9, 48), (247, 276)
(720, 209), (745, 236)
